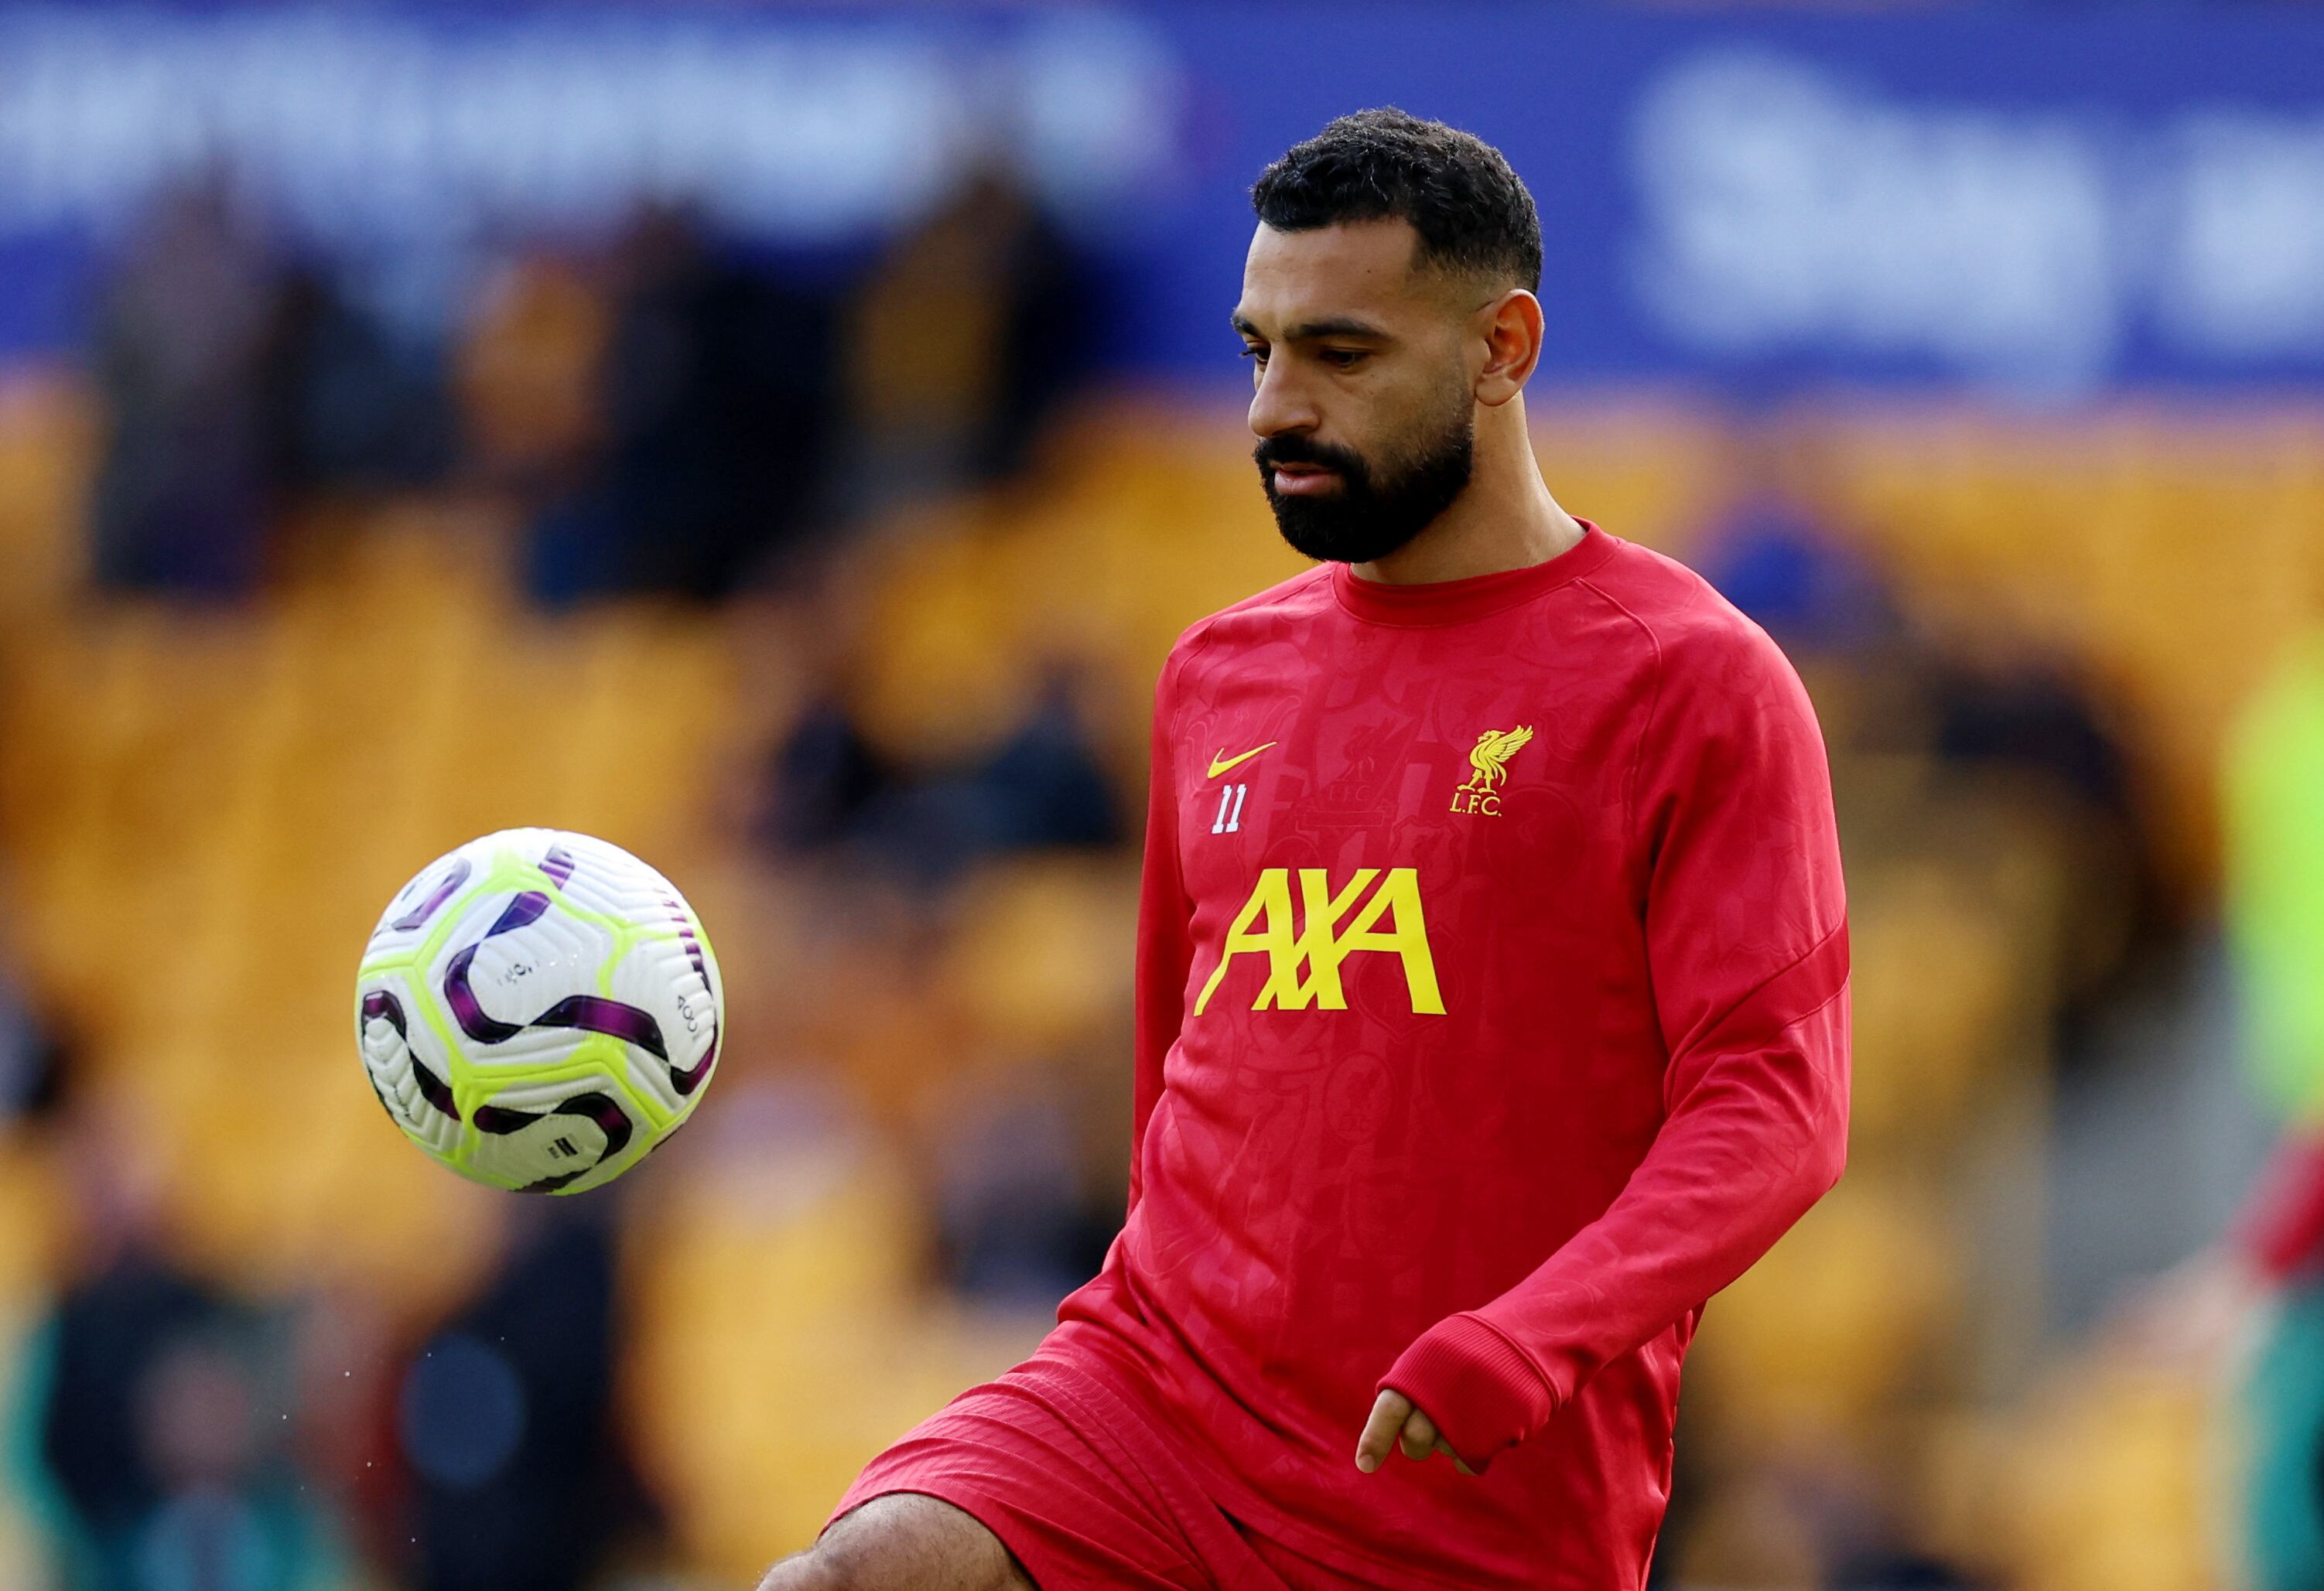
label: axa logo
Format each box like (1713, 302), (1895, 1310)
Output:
(1450, 725), (1533, 817)
(1194, 867), (1443, 1016)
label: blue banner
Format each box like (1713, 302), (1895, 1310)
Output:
(4, 4), (2323, 395)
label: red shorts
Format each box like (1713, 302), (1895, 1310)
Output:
(828, 1334), (1362, 1591)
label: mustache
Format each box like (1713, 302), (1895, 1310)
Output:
(1253, 435), (1369, 477)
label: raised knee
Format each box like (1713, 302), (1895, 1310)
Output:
(756, 1544), (857, 1591)
(762, 1494), (1028, 1591)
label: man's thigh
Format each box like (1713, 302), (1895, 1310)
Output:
(812, 1336), (1286, 1591)
(760, 1493), (1035, 1591)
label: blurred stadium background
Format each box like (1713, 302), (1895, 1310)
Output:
(0, 5), (2320, 1589)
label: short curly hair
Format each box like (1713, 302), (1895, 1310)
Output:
(1251, 108), (1542, 293)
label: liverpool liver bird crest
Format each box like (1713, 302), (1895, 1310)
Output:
(1459, 725), (1534, 795)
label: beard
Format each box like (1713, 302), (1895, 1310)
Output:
(1254, 398), (1475, 565)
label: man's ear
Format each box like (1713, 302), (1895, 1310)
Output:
(1474, 288), (1543, 408)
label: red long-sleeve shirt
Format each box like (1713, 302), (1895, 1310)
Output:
(2239, 1132), (2324, 1280)
(1054, 521), (1851, 1590)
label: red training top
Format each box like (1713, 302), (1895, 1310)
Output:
(2239, 1132), (2324, 1280)
(1055, 521), (1853, 1590)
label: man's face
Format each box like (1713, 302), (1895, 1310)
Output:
(1233, 219), (1479, 565)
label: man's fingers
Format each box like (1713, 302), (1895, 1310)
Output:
(1434, 1439), (1478, 1477)
(1359, 1391), (1478, 1476)
(1355, 1390), (1411, 1473)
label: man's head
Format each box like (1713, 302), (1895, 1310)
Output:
(1236, 109), (1544, 565)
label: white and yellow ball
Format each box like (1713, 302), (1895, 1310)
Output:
(355, 828), (723, 1193)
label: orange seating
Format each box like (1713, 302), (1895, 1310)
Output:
(0, 392), (2312, 1584)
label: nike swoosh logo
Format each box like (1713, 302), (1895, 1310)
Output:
(1207, 742), (1277, 779)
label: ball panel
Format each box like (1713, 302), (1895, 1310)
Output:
(463, 1069), (654, 1194)
(470, 1094), (626, 1193)
(433, 896), (614, 1065)
(389, 855), (473, 934)
(355, 972), (463, 1159)
(607, 932), (713, 1115)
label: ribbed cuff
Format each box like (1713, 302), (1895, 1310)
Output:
(1379, 1313), (1559, 1472)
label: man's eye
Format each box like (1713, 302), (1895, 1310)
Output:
(1322, 349), (1366, 370)
(1239, 347), (1269, 365)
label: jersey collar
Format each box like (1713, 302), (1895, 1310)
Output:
(1329, 519), (1616, 627)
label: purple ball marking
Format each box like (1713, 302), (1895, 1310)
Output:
(672, 1026), (718, 1097)
(434, 872), (712, 1123)
(559, 1091), (634, 1160)
(661, 895), (719, 1097)
(358, 992), (412, 1125)
(443, 945), (522, 1044)
(472, 1104), (533, 1135)
(540, 847), (576, 889)
(488, 890), (552, 937)
(361, 988), (462, 1122)
(360, 989), (407, 1037)
(412, 1059), (462, 1122)
(531, 995), (668, 1062)
(470, 1091), (634, 1194)
(440, 890), (553, 1044)
(390, 858), (471, 933)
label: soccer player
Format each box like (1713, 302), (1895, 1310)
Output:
(763, 109), (1850, 1591)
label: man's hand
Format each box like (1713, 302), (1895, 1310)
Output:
(1354, 1389), (1477, 1476)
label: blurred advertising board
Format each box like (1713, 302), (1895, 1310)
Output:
(1, 2), (2321, 395)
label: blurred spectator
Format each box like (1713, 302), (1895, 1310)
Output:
(130, 1331), (331, 1591)
(1700, 500), (2165, 1046)
(925, 1067), (1118, 1308)
(32, 1101), (333, 1591)
(0, 963), (69, 1127)
(1834, 1557), (1987, 1590)
(390, 1198), (653, 1591)
(259, 264), (454, 496)
(843, 163), (1095, 516)
(2208, 637), (2324, 1591)
(1693, 498), (1898, 653)
(454, 258), (610, 501)
(87, 179), (281, 596)
(525, 206), (841, 604)
(764, 664), (1120, 886)
(762, 693), (891, 855)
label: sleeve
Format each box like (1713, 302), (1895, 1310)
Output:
(2237, 1132), (2324, 1281)
(1382, 618), (1851, 1469)
(1126, 643), (1194, 1217)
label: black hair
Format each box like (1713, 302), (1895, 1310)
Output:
(1251, 108), (1542, 293)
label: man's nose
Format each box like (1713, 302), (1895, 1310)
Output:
(1247, 358), (1320, 441)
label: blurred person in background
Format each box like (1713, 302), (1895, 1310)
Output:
(87, 178), (282, 597)
(524, 204), (841, 605)
(1693, 497), (2185, 1591)
(2127, 633), (2324, 1591)
(763, 109), (1848, 1591)
(260, 261), (455, 500)
(0, 960), (70, 1128)
(925, 1062), (1124, 1312)
(843, 162), (1096, 520)
(27, 1099), (336, 1591)
(764, 661), (1122, 888)
(386, 1196), (655, 1591)
(1700, 499), (2164, 1046)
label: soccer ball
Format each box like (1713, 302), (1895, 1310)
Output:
(354, 828), (723, 1194)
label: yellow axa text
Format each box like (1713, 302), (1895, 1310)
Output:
(1194, 866), (1444, 1016)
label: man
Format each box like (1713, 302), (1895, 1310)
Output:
(764, 108), (1850, 1591)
